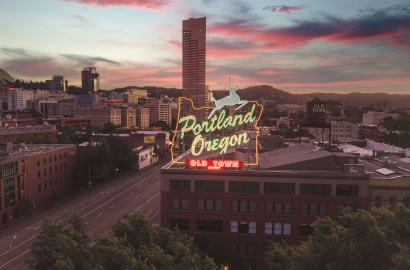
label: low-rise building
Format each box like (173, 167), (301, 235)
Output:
(71, 107), (121, 129)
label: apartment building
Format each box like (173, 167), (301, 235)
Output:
(71, 107), (121, 129)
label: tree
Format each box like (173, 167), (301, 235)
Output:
(265, 205), (410, 270)
(26, 212), (92, 270)
(111, 212), (218, 269)
(102, 122), (120, 134)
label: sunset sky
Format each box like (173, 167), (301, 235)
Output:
(1, 0), (409, 93)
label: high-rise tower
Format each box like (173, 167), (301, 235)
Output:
(182, 17), (208, 119)
(81, 67), (100, 94)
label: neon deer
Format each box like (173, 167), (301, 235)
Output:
(208, 85), (248, 119)
(349, 167), (359, 175)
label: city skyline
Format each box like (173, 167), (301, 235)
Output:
(0, 0), (409, 94)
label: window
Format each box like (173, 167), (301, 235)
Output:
(170, 180), (191, 191)
(38, 171), (41, 178)
(44, 181), (47, 190)
(197, 199), (222, 211)
(265, 222), (291, 235)
(171, 218), (189, 231)
(300, 184), (331, 196)
(265, 202), (292, 214)
(55, 177), (58, 186)
(60, 175), (63, 183)
(50, 179), (53, 188)
(60, 154), (62, 160)
(374, 196), (383, 208)
(231, 221), (256, 234)
(229, 181), (259, 193)
(337, 204), (355, 215)
(230, 201), (257, 213)
(171, 198), (189, 210)
(336, 185), (359, 196)
(388, 196), (397, 208)
(264, 183), (295, 194)
(195, 180), (224, 192)
(54, 155), (57, 161)
(196, 220), (223, 232)
(49, 157), (52, 163)
(301, 203), (328, 215)
(230, 243), (256, 256)
(44, 169), (47, 176)
(300, 224), (314, 236)
(55, 165), (57, 173)
(38, 184), (41, 192)
(64, 162), (67, 169)
(49, 167), (52, 174)
(60, 164), (62, 171)
(3, 163), (14, 178)
(43, 158), (46, 165)
(37, 160), (40, 167)
(403, 197), (410, 208)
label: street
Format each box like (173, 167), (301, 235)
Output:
(0, 165), (163, 270)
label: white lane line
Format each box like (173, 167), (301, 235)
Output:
(26, 227), (32, 230)
(0, 249), (30, 269)
(96, 212), (103, 218)
(120, 198), (125, 201)
(130, 191), (134, 195)
(109, 204), (115, 209)
(34, 226), (40, 230)
(13, 235), (17, 239)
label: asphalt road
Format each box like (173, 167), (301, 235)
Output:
(0, 165), (163, 270)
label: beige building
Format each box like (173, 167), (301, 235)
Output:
(136, 108), (149, 128)
(120, 107), (136, 127)
(362, 111), (399, 125)
(71, 107), (121, 129)
(142, 100), (177, 126)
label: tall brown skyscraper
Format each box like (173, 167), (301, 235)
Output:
(182, 17), (209, 119)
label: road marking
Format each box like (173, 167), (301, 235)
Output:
(109, 204), (115, 209)
(26, 227), (31, 230)
(120, 198), (125, 201)
(96, 212), (103, 218)
(130, 191), (134, 195)
(13, 235), (17, 239)
(34, 226), (40, 230)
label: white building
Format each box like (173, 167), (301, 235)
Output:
(7, 88), (33, 110)
(133, 145), (158, 170)
(330, 122), (360, 141)
(363, 111), (399, 125)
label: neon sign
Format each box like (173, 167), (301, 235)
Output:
(186, 159), (244, 169)
(171, 95), (263, 166)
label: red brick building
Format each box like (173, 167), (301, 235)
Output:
(60, 117), (92, 128)
(0, 143), (77, 225)
(0, 125), (57, 144)
(161, 146), (369, 269)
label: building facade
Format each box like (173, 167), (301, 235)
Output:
(120, 107), (136, 127)
(182, 17), (209, 120)
(50, 75), (67, 93)
(161, 160), (369, 269)
(136, 108), (150, 128)
(71, 107), (121, 129)
(0, 143), (77, 226)
(7, 89), (33, 110)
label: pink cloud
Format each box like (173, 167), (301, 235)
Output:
(62, 0), (173, 10)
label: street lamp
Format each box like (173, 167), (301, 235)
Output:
(89, 164), (95, 195)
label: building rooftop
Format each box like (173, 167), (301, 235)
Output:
(0, 144), (75, 161)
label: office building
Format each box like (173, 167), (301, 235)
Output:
(50, 75), (68, 93)
(81, 67), (100, 94)
(74, 95), (99, 108)
(71, 107), (121, 129)
(182, 17), (209, 120)
(136, 108), (150, 128)
(120, 107), (137, 127)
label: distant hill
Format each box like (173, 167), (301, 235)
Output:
(212, 85), (298, 104)
(0, 68), (15, 82)
(297, 92), (410, 108)
(111, 85), (410, 108)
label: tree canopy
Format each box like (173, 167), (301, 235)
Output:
(26, 212), (218, 270)
(266, 205), (410, 270)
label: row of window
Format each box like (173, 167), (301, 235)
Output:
(170, 219), (324, 237)
(374, 196), (410, 208)
(37, 175), (66, 192)
(170, 180), (359, 196)
(37, 153), (67, 166)
(171, 198), (355, 216)
(37, 163), (67, 178)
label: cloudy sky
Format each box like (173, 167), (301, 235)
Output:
(1, 0), (409, 93)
